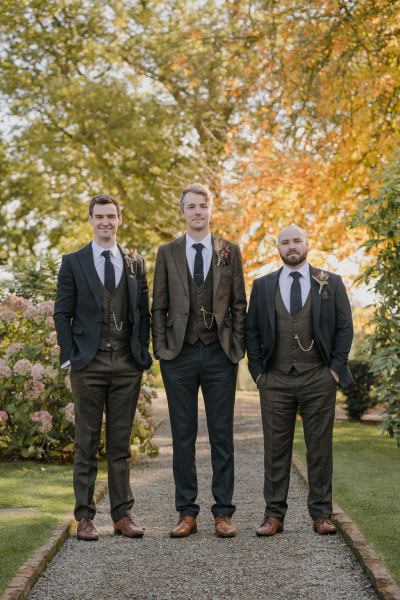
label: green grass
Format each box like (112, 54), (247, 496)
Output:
(0, 461), (106, 594)
(294, 420), (400, 584)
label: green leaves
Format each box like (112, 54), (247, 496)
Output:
(352, 158), (400, 444)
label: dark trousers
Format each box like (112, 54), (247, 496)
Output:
(258, 365), (337, 520)
(160, 340), (238, 518)
(70, 348), (143, 523)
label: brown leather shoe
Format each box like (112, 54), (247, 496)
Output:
(114, 514), (145, 538)
(170, 515), (197, 538)
(256, 516), (284, 537)
(77, 518), (98, 541)
(214, 516), (237, 538)
(313, 518), (337, 535)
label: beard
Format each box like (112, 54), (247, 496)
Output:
(280, 250), (308, 267)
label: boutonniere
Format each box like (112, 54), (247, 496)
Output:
(213, 237), (231, 266)
(312, 270), (329, 295)
(123, 249), (143, 278)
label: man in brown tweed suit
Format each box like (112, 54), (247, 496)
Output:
(152, 183), (247, 538)
(246, 224), (353, 537)
(54, 194), (152, 541)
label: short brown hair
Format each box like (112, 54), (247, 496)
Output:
(180, 183), (214, 212)
(89, 194), (121, 217)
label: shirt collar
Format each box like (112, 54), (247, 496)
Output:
(92, 240), (119, 258)
(186, 231), (212, 251)
(282, 262), (310, 280)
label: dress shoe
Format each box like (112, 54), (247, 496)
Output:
(114, 514), (145, 538)
(214, 516), (237, 538)
(170, 515), (197, 538)
(256, 516), (284, 537)
(77, 518), (98, 541)
(313, 518), (337, 535)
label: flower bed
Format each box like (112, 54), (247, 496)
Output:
(0, 295), (158, 461)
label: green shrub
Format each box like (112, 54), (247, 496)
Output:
(342, 359), (376, 421)
(352, 159), (400, 443)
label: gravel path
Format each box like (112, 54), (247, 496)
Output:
(29, 393), (377, 600)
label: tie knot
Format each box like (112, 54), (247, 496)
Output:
(192, 243), (204, 252)
(290, 271), (302, 281)
(101, 250), (112, 259)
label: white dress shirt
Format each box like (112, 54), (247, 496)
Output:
(92, 240), (123, 288)
(278, 263), (311, 313)
(185, 232), (213, 280)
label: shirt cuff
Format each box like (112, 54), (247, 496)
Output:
(61, 360), (71, 368)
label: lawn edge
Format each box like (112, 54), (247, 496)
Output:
(292, 451), (400, 600)
(0, 478), (108, 600)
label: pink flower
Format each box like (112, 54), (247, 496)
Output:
(62, 402), (75, 424)
(0, 307), (17, 321)
(8, 295), (29, 311)
(13, 358), (32, 376)
(31, 363), (45, 380)
(22, 304), (38, 320)
(64, 374), (72, 392)
(47, 331), (58, 346)
(51, 345), (60, 357)
(6, 343), (23, 357)
(44, 366), (58, 379)
(31, 410), (52, 433)
(0, 410), (9, 423)
(36, 300), (54, 316)
(0, 359), (12, 379)
(46, 316), (55, 328)
(25, 379), (45, 400)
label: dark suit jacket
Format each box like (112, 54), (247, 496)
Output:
(246, 265), (353, 388)
(54, 243), (152, 371)
(152, 234), (247, 363)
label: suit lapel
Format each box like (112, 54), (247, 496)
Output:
(211, 235), (223, 305)
(118, 245), (137, 311)
(171, 235), (189, 294)
(310, 265), (321, 336)
(77, 243), (101, 309)
(265, 268), (281, 334)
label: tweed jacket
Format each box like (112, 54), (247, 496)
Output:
(246, 265), (354, 389)
(53, 243), (152, 371)
(151, 234), (247, 363)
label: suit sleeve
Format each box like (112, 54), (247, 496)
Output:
(138, 258), (151, 349)
(246, 281), (264, 382)
(53, 255), (76, 366)
(151, 246), (168, 357)
(329, 276), (353, 376)
(230, 245), (247, 354)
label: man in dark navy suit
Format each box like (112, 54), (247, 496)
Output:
(246, 225), (353, 536)
(54, 194), (152, 541)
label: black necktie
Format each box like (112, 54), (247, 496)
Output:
(101, 250), (116, 294)
(192, 243), (204, 287)
(290, 271), (302, 316)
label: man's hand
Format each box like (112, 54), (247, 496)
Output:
(330, 369), (339, 384)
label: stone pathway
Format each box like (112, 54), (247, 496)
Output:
(28, 394), (377, 600)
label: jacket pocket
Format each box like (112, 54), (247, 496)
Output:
(72, 326), (85, 335)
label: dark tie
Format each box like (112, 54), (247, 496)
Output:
(101, 250), (116, 294)
(290, 271), (302, 316)
(192, 243), (204, 287)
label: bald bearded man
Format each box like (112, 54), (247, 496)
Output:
(246, 225), (353, 536)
